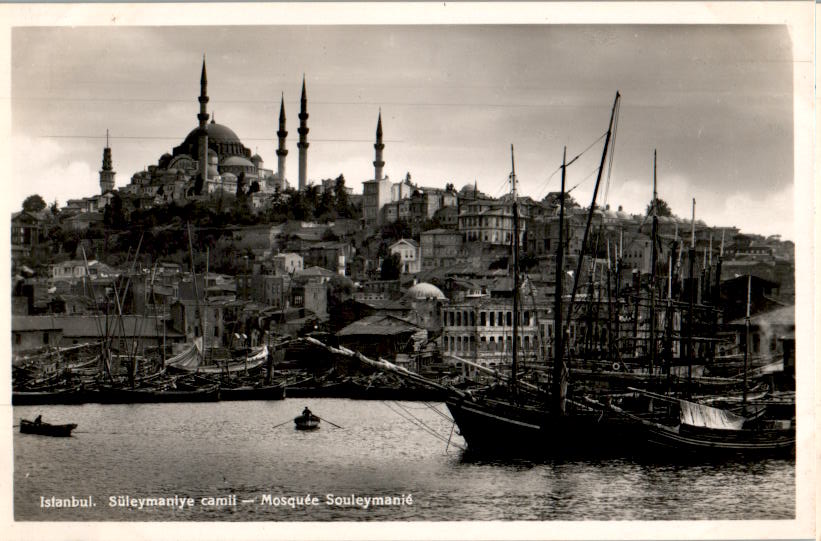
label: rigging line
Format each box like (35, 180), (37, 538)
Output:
(536, 131), (607, 200)
(565, 165), (601, 195)
(383, 401), (457, 447)
(424, 401), (456, 422)
(601, 99), (621, 208)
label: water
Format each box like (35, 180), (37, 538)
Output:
(13, 399), (794, 521)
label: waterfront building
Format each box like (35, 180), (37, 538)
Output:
(440, 294), (545, 374)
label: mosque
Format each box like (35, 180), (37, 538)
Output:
(118, 58), (311, 205)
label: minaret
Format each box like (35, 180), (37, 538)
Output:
(276, 93), (288, 184)
(197, 56), (210, 183)
(297, 75), (309, 191)
(99, 129), (116, 194)
(373, 109), (385, 181)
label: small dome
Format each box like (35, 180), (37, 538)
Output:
(222, 156), (255, 168)
(251, 154), (263, 164)
(221, 172), (237, 181)
(405, 282), (446, 300)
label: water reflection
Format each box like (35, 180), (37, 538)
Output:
(14, 400), (794, 521)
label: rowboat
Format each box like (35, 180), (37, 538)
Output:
(20, 418), (77, 437)
(294, 409), (320, 430)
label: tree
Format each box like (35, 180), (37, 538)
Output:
(380, 253), (401, 280)
(249, 180), (260, 194)
(22, 194), (47, 213)
(380, 219), (411, 242)
(647, 198), (674, 218)
(542, 192), (579, 209)
(49, 200), (59, 216)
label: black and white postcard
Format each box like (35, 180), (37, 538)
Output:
(1, 2), (815, 540)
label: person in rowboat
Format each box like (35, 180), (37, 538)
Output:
(302, 407), (312, 418)
(34, 415), (42, 425)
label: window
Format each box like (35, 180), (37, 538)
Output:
(524, 311), (530, 326)
(498, 311), (504, 326)
(470, 312), (475, 326)
(489, 312), (495, 326)
(456, 312), (462, 326)
(14, 333), (20, 345)
(506, 312), (512, 326)
(43, 332), (49, 344)
(480, 312), (486, 326)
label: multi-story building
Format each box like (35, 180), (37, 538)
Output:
(271, 253), (303, 275)
(440, 295), (547, 375)
(362, 178), (392, 227)
(389, 239), (420, 274)
(458, 195), (530, 246)
(420, 228), (464, 270)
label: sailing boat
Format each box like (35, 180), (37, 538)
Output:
(445, 92), (632, 456)
(602, 272), (796, 457)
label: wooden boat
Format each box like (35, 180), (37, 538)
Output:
(93, 383), (220, 403)
(219, 383), (286, 401)
(168, 345), (268, 375)
(294, 410), (320, 430)
(20, 418), (77, 437)
(12, 385), (86, 406)
(607, 389), (795, 457)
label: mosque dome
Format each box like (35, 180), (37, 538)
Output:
(181, 122), (242, 148)
(173, 120), (251, 162)
(405, 282), (446, 300)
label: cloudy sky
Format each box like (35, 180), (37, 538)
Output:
(11, 24), (795, 238)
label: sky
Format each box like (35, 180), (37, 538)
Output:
(10, 24), (795, 239)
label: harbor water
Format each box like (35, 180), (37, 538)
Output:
(13, 399), (794, 521)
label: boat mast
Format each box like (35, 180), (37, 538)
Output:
(187, 222), (205, 362)
(687, 198), (696, 397)
(510, 144), (520, 392)
(564, 91), (620, 364)
(743, 273), (751, 408)
(649, 149), (658, 379)
(551, 146), (567, 415)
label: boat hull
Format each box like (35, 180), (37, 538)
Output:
(219, 385), (286, 401)
(446, 397), (643, 457)
(20, 420), (77, 437)
(638, 421), (795, 457)
(294, 416), (320, 430)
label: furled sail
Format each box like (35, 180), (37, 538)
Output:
(679, 400), (746, 430)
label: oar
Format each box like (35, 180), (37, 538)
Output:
(272, 419), (295, 429)
(316, 416), (343, 429)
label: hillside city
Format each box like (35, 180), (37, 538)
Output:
(11, 61), (795, 380)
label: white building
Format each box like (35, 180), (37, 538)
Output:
(389, 238), (420, 274)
